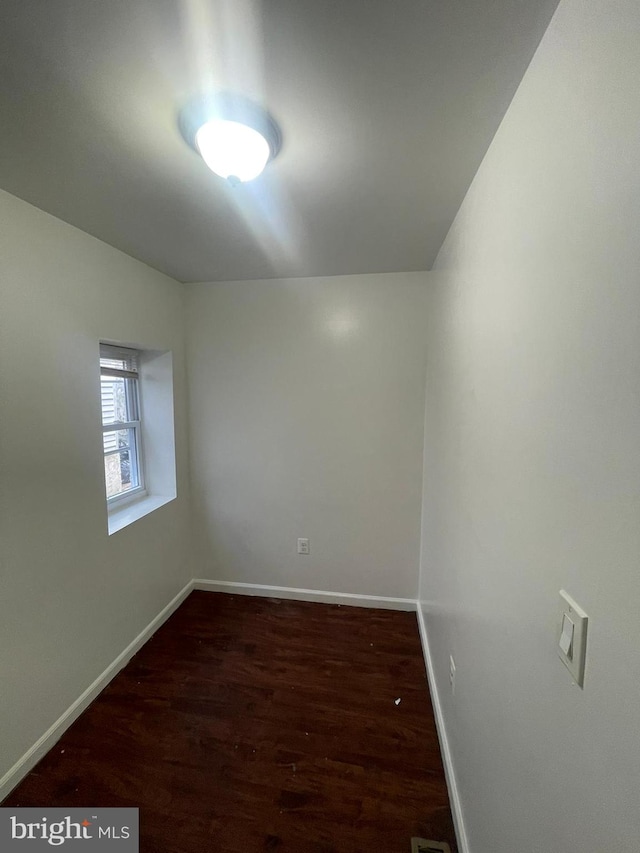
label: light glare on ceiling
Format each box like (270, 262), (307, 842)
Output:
(196, 119), (271, 183)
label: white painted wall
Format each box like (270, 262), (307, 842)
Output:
(419, 1), (640, 850)
(0, 190), (191, 783)
(185, 274), (429, 599)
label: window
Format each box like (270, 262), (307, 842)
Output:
(100, 344), (145, 503)
(99, 344), (177, 534)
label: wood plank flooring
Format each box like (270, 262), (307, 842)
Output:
(4, 591), (457, 853)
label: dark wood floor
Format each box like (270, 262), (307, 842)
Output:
(4, 591), (457, 853)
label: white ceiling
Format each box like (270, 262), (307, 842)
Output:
(0, 0), (558, 282)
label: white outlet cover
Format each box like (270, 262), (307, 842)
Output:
(557, 590), (588, 687)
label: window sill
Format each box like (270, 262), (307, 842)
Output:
(108, 493), (175, 535)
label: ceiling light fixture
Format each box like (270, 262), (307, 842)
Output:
(179, 93), (281, 186)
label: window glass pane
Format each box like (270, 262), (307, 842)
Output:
(103, 428), (132, 454)
(104, 446), (140, 499)
(101, 376), (130, 425)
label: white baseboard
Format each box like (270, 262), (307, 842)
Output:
(192, 578), (417, 611)
(416, 604), (470, 853)
(0, 579), (194, 803)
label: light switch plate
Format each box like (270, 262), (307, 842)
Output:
(557, 590), (588, 687)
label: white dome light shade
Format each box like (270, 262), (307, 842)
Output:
(179, 94), (281, 185)
(195, 119), (271, 183)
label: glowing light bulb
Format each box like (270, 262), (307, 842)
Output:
(195, 119), (271, 183)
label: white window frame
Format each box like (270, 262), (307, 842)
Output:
(100, 345), (147, 507)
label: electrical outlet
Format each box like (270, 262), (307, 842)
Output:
(297, 538), (310, 555)
(449, 655), (456, 694)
